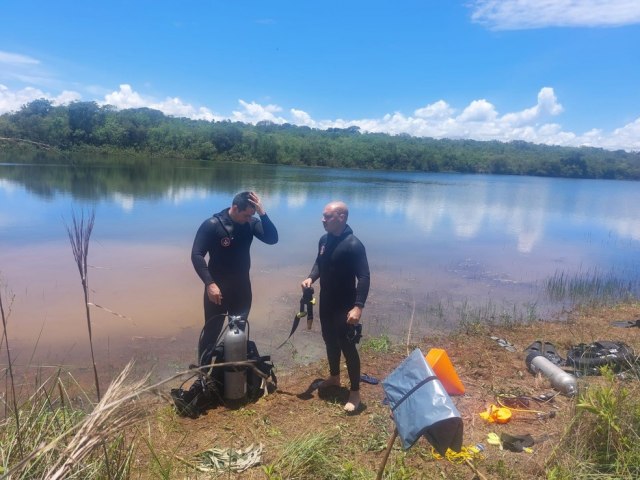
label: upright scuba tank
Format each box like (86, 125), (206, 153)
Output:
(223, 316), (248, 401)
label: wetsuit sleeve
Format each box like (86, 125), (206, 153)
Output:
(252, 214), (279, 245)
(307, 237), (322, 281)
(191, 218), (216, 286)
(308, 261), (320, 282)
(353, 241), (370, 308)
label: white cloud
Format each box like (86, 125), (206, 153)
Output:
(457, 99), (498, 122)
(0, 84), (81, 113)
(580, 118), (640, 151)
(0, 50), (59, 88)
(2, 82), (640, 152)
(290, 108), (314, 126)
(277, 87), (640, 151)
(55, 90), (82, 105)
(231, 99), (287, 124)
(101, 84), (219, 121)
(414, 100), (454, 120)
(103, 84), (147, 109)
(470, 0), (640, 30)
(501, 87), (563, 126)
(0, 51), (40, 65)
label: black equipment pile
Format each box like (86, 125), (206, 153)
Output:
(171, 315), (277, 418)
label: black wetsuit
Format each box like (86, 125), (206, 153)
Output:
(191, 208), (278, 365)
(308, 225), (370, 391)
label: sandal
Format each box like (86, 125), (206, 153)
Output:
(542, 342), (564, 366)
(524, 340), (543, 356)
(491, 336), (517, 352)
(360, 374), (379, 385)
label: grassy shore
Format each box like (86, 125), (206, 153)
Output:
(2, 300), (640, 479)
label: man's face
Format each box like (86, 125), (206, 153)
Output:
(230, 205), (256, 224)
(322, 205), (345, 235)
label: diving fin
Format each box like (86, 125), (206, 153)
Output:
(276, 314), (302, 349)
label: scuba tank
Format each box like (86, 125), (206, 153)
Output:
(526, 352), (577, 396)
(223, 316), (248, 401)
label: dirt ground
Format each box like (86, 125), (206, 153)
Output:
(134, 302), (640, 479)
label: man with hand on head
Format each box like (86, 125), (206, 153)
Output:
(191, 191), (278, 367)
(301, 200), (370, 412)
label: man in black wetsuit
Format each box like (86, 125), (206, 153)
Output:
(191, 191), (278, 366)
(301, 201), (370, 412)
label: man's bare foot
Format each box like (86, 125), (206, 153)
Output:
(344, 390), (361, 412)
(319, 375), (340, 389)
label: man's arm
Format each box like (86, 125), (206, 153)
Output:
(192, 218), (225, 305)
(191, 218), (216, 286)
(353, 241), (370, 308)
(347, 240), (370, 324)
(252, 214), (279, 245)
(302, 262), (320, 288)
(301, 238), (322, 289)
(249, 192), (279, 245)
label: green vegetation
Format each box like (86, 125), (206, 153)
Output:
(2, 99), (640, 180)
(262, 431), (340, 479)
(545, 268), (640, 305)
(3, 307), (640, 478)
(548, 367), (640, 479)
(456, 299), (539, 334)
(361, 334), (393, 354)
(0, 363), (144, 479)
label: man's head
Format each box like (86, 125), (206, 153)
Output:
(229, 191), (256, 224)
(322, 201), (349, 236)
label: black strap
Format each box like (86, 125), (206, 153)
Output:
(213, 213), (234, 240)
(391, 375), (438, 412)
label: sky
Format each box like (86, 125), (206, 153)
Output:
(1, 0), (640, 151)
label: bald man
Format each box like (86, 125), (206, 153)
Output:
(301, 201), (370, 412)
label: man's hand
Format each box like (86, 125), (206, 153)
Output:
(248, 191), (266, 215)
(301, 278), (313, 289)
(207, 282), (223, 305)
(347, 306), (362, 324)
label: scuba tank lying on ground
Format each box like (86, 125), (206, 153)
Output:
(171, 314), (277, 418)
(526, 351), (577, 396)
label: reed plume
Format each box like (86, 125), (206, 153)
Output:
(65, 209), (101, 400)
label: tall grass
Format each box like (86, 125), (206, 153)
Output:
(547, 367), (640, 479)
(0, 363), (149, 479)
(65, 209), (101, 401)
(0, 279), (24, 457)
(456, 299), (539, 334)
(262, 431), (339, 479)
(545, 268), (640, 306)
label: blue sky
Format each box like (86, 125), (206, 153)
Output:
(1, 0), (639, 151)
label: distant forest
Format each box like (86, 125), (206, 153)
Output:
(1, 99), (640, 180)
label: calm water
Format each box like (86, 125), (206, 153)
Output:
(1, 159), (639, 372)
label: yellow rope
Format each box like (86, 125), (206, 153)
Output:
(495, 394), (548, 415)
(431, 445), (483, 464)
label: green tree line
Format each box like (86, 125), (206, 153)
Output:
(1, 99), (639, 180)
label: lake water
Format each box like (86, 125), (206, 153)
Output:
(1, 158), (639, 375)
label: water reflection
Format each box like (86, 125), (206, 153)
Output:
(1, 159), (639, 372)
